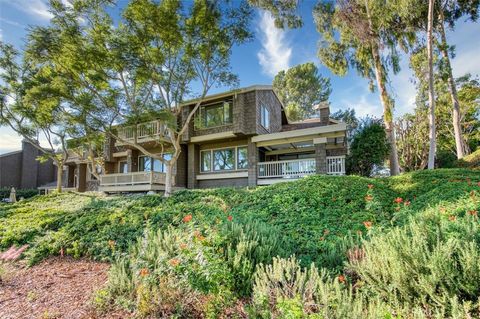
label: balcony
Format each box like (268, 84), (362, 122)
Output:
(257, 156), (345, 185)
(99, 171), (166, 192)
(115, 120), (170, 146)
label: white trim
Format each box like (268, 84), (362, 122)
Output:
(113, 151), (128, 158)
(313, 137), (327, 144)
(197, 171), (248, 180)
(190, 131), (236, 143)
(252, 123), (347, 143)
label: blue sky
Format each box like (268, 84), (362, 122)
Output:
(0, 0), (479, 154)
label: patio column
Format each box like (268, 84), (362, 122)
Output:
(247, 138), (258, 187)
(314, 137), (327, 174)
(77, 163), (87, 192)
(188, 143), (199, 189)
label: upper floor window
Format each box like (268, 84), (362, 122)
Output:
(196, 101), (233, 129)
(261, 105), (270, 129)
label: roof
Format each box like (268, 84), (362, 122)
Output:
(0, 150), (22, 158)
(180, 85), (279, 106)
(282, 117), (343, 132)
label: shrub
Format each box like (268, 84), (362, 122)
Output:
(0, 187), (39, 200)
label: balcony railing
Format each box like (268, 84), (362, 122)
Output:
(326, 156), (346, 175)
(100, 171), (166, 186)
(258, 159), (316, 178)
(258, 156), (346, 179)
(116, 120), (170, 144)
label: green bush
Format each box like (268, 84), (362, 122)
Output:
(0, 187), (39, 200)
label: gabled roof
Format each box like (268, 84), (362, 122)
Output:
(0, 150), (22, 158)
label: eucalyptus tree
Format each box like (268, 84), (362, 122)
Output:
(427, 0), (437, 169)
(27, 0), (252, 196)
(313, 0), (415, 175)
(0, 43), (71, 192)
(272, 62), (331, 121)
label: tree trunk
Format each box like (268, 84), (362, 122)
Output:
(371, 46), (400, 176)
(438, 18), (466, 159)
(56, 162), (63, 193)
(164, 161), (173, 197)
(427, 0), (436, 169)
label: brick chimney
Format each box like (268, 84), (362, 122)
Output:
(314, 102), (330, 125)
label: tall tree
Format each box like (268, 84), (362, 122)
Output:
(27, 0), (252, 196)
(272, 62), (331, 121)
(0, 43), (71, 192)
(427, 0), (437, 169)
(314, 0), (414, 175)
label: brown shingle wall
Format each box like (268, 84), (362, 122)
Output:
(197, 177), (248, 189)
(256, 90), (283, 134)
(0, 151), (22, 188)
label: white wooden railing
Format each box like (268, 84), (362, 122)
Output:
(258, 156), (346, 178)
(100, 171), (166, 186)
(116, 120), (170, 143)
(326, 156), (346, 175)
(258, 159), (316, 178)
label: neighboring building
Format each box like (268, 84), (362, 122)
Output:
(0, 140), (56, 190)
(62, 85), (348, 193)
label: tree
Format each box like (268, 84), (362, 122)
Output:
(272, 62), (331, 121)
(247, 0), (302, 28)
(427, 0), (437, 169)
(331, 108), (359, 141)
(0, 43), (71, 192)
(314, 0), (414, 176)
(347, 119), (389, 176)
(26, 0), (253, 196)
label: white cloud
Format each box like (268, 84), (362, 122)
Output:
(0, 130), (22, 154)
(7, 0), (53, 21)
(257, 11), (292, 77)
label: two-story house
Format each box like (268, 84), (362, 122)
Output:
(61, 85), (347, 193)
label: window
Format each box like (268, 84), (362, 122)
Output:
(119, 161), (128, 173)
(197, 101), (233, 129)
(237, 147), (248, 169)
(201, 151), (212, 172)
(139, 154), (172, 173)
(261, 105), (270, 129)
(213, 149), (235, 171)
(200, 146), (248, 172)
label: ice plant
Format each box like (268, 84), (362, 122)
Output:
(169, 258), (180, 267)
(448, 215), (456, 221)
(338, 275), (346, 283)
(468, 210), (478, 216)
(182, 214), (193, 223)
(367, 184), (374, 189)
(227, 215), (233, 221)
(365, 194), (373, 201)
(363, 221), (372, 229)
(139, 268), (149, 277)
(179, 243), (188, 250)
(404, 200), (411, 206)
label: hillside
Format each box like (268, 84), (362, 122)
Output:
(1, 169), (480, 318)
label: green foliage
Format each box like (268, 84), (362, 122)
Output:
(0, 188), (39, 200)
(347, 121), (390, 176)
(272, 62), (331, 121)
(458, 148), (480, 168)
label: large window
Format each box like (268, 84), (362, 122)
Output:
(119, 161), (128, 173)
(139, 154), (172, 173)
(261, 105), (270, 129)
(200, 146), (248, 172)
(197, 101), (233, 129)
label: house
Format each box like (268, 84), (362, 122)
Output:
(0, 140), (57, 190)
(62, 85), (347, 193)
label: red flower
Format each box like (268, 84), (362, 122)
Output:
(365, 195), (373, 202)
(448, 215), (456, 221)
(468, 210), (478, 216)
(394, 197), (403, 204)
(227, 215), (233, 221)
(367, 184), (374, 189)
(182, 214), (193, 223)
(139, 268), (149, 277)
(319, 236), (325, 241)
(404, 200), (411, 206)
(338, 275), (346, 283)
(179, 243), (188, 250)
(169, 258), (180, 267)
(363, 221), (373, 229)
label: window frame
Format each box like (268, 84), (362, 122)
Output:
(118, 161), (128, 174)
(260, 104), (270, 130)
(138, 154), (172, 173)
(195, 100), (233, 130)
(199, 145), (248, 173)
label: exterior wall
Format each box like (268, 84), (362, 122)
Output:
(320, 107), (330, 125)
(327, 147), (348, 157)
(256, 90), (283, 134)
(198, 178), (248, 189)
(0, 141), (56, 189)
(315, 143), (327, 174)
(175, 144), (188, 188)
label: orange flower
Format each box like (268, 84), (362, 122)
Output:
(319, 236), (325, 241)
(363, 221), (372, 229)
(404, 200), (411, 206)
(169, 258), (180, 267)
(227, 215), (233, 221)
(367, 184), (374, 189)
(139, 268), (149, 277)
(365, 194), (373, 201)
(448, 215), (456, 221)
(394, 197), (403, 204)
(468, 210), (478, 216)
(194, 231), (206, 241)
(182, 214), (193, 223)
(179, 243), (188, 250)
(338, 275), (346, 283)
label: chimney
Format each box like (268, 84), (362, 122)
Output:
(315, 102), (330, 125)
